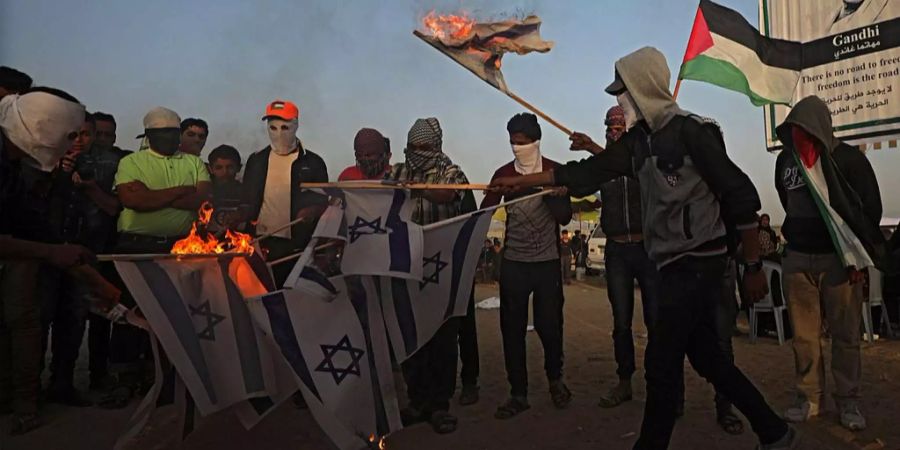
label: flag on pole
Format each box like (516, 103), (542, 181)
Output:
(378, 211), (492, 361)
(114, 256), (281, 415)
(247, 277), (402, 449)
(677, 0), (802, 105)
(414, 14), (554, 94)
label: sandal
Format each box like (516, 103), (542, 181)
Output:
(458, 385), (479, 406)
(494, 396), (531, 420)
(717, 408), (745, 435)
(10, 412), (40, 435)
(98, 384), (134, 409)
(550, 380), (572, 409)
(598, 384), (632, 408)
(428, 410), (457, 434)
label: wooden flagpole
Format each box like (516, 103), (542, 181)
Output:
(298, 182), (490, 190)
(97, 252), (249, 262)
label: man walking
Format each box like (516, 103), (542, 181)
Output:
(490, 47), (795, 450)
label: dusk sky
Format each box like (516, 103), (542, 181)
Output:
(3, 0), (898, 223)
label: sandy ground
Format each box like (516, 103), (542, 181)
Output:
(3, 275), (899, 450)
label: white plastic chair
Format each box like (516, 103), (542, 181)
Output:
(862, 268), (893, 343)
(749, 261), (787, 345)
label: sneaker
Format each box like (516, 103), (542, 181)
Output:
(757, 426), (800, 450)
(783, 400), (819, 423)
(839, 403), (867, 431)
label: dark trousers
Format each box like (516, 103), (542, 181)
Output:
(0, 261), (41, 415)
(40, 266), (88, 390)
(634, 256), (787, 450)
(402, 318), (460, 413)
(604, 240), (660, 380)
(108, 237), (172, 368)
(87, 262), (117, 382)
(499, 258), (565, 398)
(458, 289), (479, 387)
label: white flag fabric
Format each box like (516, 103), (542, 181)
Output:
(114, 256), (281, 415)
(286, 188), (423, 287)
(378, 211), (492, 361)
(247, 276), (402, 449)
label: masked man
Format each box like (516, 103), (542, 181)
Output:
(481, 113), (573, 420)
(338, 128), (392, 181)
(490, 47), (795, 450)
(387, 117), (476, 434)
(0, 87), (95, 434)
(243, 99), (328, 285)
(775, 95), (886, 432)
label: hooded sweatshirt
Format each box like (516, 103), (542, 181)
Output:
(775, 96), (886, 266)
(555, 47), (762, 268)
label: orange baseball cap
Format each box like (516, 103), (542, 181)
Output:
(262, 99), (299, 121)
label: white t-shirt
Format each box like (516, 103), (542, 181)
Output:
(256, 151), (295, 239)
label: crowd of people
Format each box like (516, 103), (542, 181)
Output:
(0, 41), (897, 450)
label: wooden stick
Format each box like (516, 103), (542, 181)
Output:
(97, 252), (249, 262)
(673, 78), (683, 101)
(299, 182), (490, 190)
(266, 240), (343, 267)
(249, 217), (310, 245)
(504, 90), (572, 136)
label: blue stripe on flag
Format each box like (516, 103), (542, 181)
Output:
(260, 292), (322, 402)
(155, 365), (177, 407)
(299, 266), (338, 295)
(182, 390), (196, 440)
(389, 277), (418, 356)
(444, 212), (481, 319)
(386, 189), (411, 273)
(346, 277), (390, 436)
(247, 251), (277, 292)
(135, 261), (218, 404)
(219, 259), (266, 395)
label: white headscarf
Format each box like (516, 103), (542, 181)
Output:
(267, 118), (300, 155)
(0, 92), (85, 171)
(512, 140), (543, 175)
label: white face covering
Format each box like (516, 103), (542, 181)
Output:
(616, 92), (643, 130)
(267, 118), (299, 155)
(0, 93), (85, 172)
(511, 140), (542, 175)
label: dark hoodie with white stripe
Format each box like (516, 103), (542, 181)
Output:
(775, 96), (886, 267)
(554, 47), (761, 268)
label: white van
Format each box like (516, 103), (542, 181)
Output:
(585, 226), (607, 274)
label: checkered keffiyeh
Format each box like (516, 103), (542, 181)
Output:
(407, 117), (443, 150)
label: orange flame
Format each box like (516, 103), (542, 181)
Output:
(171, 201), (254, 255)
(422, 11), (475, 41)
(367, 434), (386, 450)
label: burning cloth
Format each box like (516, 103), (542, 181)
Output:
(414, 14), (554, 93)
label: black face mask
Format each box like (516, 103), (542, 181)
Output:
(146, 128), (181, 155)
(357, 155), (388, 178)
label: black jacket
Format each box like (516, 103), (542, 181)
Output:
(242, 146), (328, 247)
(598, 176), (643, 238)
(775, 95), (887, 271)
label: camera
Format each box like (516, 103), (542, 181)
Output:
(74, 152), (96, 181)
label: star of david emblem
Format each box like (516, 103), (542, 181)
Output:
(347, 216), (388, 243)
(315, 335), (365, 385)
(189, 300), (226, 341)
(419, 251), (448, 289)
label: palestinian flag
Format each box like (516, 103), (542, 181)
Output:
(678, 0), (802, 106)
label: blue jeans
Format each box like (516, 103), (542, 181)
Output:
(604, 240), (661, 379)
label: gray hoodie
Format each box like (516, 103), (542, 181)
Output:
(556, 47), (762, 268)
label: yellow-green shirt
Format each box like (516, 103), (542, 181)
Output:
(114, 149), (210, 237)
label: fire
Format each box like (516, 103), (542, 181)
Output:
(422, 11), (475, 41)
(171, 202), (254, 255)
(367, 434), (386, 450)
